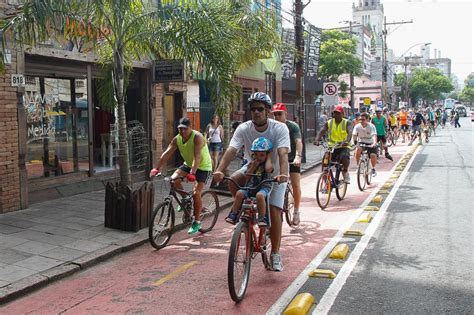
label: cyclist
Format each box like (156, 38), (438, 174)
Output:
(372, 108), (393, 161)
(272, 103), (303, 225)
(441, 109), (448, 128)
(388, 111), (398, 139)
(149, 117), (212, 235)
(427, 107), (435, 133)
(314, 104), (352, 184)
(352, 112), (378, 177)
(225, 137), (273, 227)
(213, 92), (290, 272)
(408, 107), (426, 145)
(397, 106), (410, 143)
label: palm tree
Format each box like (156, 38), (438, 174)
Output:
(1, 0), (280, 192)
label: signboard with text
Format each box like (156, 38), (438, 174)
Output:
(153, 60), (184, 83)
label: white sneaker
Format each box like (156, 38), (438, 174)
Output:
(343, 172), (351, 184)
(292, 211), (300, 225)
(271, 253), (284, 272)
(371, 169), (377, 177)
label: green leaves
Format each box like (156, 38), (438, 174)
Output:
(408, 68), (454, 103)
(459, 72), (474, 104)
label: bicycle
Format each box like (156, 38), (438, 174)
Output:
(148, 174), (219, 250)
(315, 143), (348, 210)
(223, 176), (277, 302)
(386, 127), (397, 147)
(356, 144), (374, 191)
(282, 164), (296, 227)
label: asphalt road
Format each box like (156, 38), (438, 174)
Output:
(326, 118), (474, 314)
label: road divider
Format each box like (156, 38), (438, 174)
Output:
(372, 195), (384, 203)
(329, 244), (350, 260)
(344, 230), (364, 236)
(356, 212), (372, 223)
(309, 269), (337, 279)
(283, 293), (315, 315)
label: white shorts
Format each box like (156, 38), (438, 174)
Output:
(235, 165), (287, 210)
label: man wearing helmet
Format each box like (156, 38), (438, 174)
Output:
(225, 137), (274, 227)
(314, 105), (352, 183)
(213, 92), (290, 272)
(272, 103), (303, 226)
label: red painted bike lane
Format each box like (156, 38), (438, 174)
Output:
(1, 144), (410, 315)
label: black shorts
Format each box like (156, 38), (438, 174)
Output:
(400, 125), (409, 131)
(377, 135), (386, 144)
(178, 165), (210, 183)
(358, 144), (378, 156)
(331, 148), (350, 162)
(390, 125), (397, 130)
(289, 163), (301, 174)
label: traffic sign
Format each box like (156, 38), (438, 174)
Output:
(364, 97), (371, 106)
(377, 100), (383, 107)
(323, 82), (338, 96)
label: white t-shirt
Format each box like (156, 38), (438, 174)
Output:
(229, 119), (290, 176)
(352, 123), (377, 144)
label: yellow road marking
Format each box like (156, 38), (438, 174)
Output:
(153, 261), (198, 286)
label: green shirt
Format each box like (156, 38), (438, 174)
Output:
(176, 130), (212, 171)
(372, 116), (386, 136)
(285, 120), (302, 161)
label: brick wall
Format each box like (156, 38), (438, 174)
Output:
(153, 84), (164, 166)
(0, 53), (21, 213)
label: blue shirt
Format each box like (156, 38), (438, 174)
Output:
(412, 113), (425, 126)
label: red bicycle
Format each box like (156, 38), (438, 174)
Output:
(223, 176), (277, 302)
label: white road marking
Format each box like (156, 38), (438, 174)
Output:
(313, 146), (421, 314)
(266, 147), (420, 315)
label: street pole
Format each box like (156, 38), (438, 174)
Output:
(349, 21), (355, 114)
(404, 56), (409, 105)
(382, 16), (388, 109)
(294, 0), (306, 162)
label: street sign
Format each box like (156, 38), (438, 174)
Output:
(11, 74), (25, 87)
(153, 59), (184, 83)
(364, 97), (371, 106)
(377, 100), (383, 107)
(393, 86), (402, 92)
(323, 82), (338, 96)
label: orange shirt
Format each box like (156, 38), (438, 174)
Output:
(398, 111), (408, 125)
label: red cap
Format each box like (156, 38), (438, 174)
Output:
(272, 103), (287, 112)
(333, 105), (345, 113)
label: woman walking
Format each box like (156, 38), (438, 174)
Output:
(205, 114), (224, 171)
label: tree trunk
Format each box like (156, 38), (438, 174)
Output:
(113, 47), (132, 191)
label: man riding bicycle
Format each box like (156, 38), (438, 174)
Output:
(397, 106), (409, 143)
(272, 102), (303, 226)
(213, 92), (290, 272)
(352, 112), (378, 177)
(314, 104), (352, 183)
(372, 108), (393, 161)
(150, 117), (212, 235)
(408, 107), (426, 145)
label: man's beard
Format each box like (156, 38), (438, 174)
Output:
(252, 119), (268, 127)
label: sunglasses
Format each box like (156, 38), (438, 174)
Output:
(178, 127), (188, 131)
(273, 112), (284, 116)
(250, 107), (265, 113)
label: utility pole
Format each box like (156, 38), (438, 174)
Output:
(349, 21), (355, 114)
(294, 0), (305, 162)
(404, 56), (409, 105)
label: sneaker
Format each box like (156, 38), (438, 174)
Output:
(371, 168), (377, 177)
(385, 153), (393, 161)
(343, 172), (351, 184)
(257, 216), (269, 227)
(225, 212), (239, 225)
(271, 253), (284, 272)
(292, 211), (300, 225)
(187, 221), (201, 234)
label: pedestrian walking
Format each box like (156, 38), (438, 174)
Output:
(205, 114), (224, 171)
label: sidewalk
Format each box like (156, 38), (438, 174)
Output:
(0, 144), (324, 303)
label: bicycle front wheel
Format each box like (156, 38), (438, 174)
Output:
(228, 221), (252, 303)
(149, 201), (175, 250)
(386, 132), (393, 147)
(284, 186), (295, 226)
(357, 160), (367, 191)
(199, 190), (219, 233)
(335, 171), (348, 201)
(316, 172), (332, 209)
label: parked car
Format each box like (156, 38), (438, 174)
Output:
(454, 105), (467, 117)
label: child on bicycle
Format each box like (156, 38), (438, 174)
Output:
(225, 137), (274, 227)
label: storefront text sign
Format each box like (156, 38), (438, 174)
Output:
(153, 60), (184, 82)
(11, 74), (25, 87)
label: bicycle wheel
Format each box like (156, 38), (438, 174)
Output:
(335, 170), (348, 200)
(199, 190), (219, 233)
(357, 160), (367, 191)
(366, 161), (373, 185)
(283, 186), (295, 226)
(260, 227), (273, 270)
(149, 201), (175, 250)
(386, 132), (393, 147)
(392, 131), (398, 146)
(228, 221), (252, 303)
(316, 172), (332, 209)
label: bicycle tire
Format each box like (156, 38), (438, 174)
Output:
(149, 201), (175, 250)
(199, 190), (220, 233)
(366, 160), (373, 185)
(357, 160), (366, 191)
(283, 185), (295, 226)
(335, 170), (348, 200)
(316, 172), (332, 209)
(260, 227), (273, 270)
(228, 221), (252, 303)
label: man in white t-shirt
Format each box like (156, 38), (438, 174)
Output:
(352, 112), (378, 177)
(213, 92), (290, 272)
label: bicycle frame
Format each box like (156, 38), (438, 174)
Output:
(321, 148), (343, 188)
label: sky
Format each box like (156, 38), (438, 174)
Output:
(281, 0), (473, 86)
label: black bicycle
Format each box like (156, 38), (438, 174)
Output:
(315, 143), (348, 209)
(356, 144), (374, 191)
(148, 174), (219, 250)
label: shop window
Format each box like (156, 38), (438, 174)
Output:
(24, 77), (89, 179)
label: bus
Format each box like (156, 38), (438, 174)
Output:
(444, 98), (456, 111)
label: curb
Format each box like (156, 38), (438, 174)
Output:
(0, 158), (323, 305)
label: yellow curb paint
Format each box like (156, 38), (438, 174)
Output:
(329, 244), (350, 259)
(364, 206), (380, 211)
(309, 269), (337, 279)
(383, 183), (393, 189)
(390, 175), (399, 179)
(283, 293), (315, 315)
(154, 261), (198, 286)
(344, 229), (365, 236)
(357, 212), (373, 223)
(378, 189), (390, 194)
(372, 195), (384, 203)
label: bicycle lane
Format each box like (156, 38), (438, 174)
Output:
(0, 145), (410, 314)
